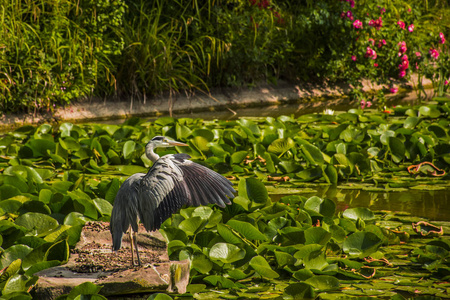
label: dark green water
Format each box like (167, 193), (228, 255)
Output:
(272, 187), (450, 221)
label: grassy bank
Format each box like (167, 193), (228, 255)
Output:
(0, 0), (449, 114)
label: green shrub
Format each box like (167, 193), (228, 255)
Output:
(0, 0), (125, 113)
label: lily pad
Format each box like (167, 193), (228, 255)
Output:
(209, 243), (245, 263)
(343, 232), (382, 258)
(249, 256), (280, 279)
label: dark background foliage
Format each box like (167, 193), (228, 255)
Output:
(0, 0), (449, 114)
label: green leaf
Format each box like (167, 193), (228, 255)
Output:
(209, 243), (245, 263)
(284, 282), (315, 299)
(404, 116), (420, 129)
(388, 136), (405, 163)
(15, 213), (59, 237)
(249, 256), (279, 278)
(116, 165), (148, 175)
(343, 232), (382, 258)
(239, 178), (268, 204)
(67, 282), (103, 299)
(192, 253), (213, 274)
(304, 227), (332, 245)
(343, 207), (375, 221)
(419, 105), (441, 118)
(0, 259), (22, 282)
(304, 196), (336, 217)
(147, 293), (173, 300)
(231, 151), (248, 164)
(227, 220), (267, 241)
(268, 138), (295, 155)
(203, 275), (236, 288)
(217, 224), (243, 244)
(274, 251), (296, 267)
(0, 245), (33, 270)
(238, 119), (261, 136)
(93, 198), (113, 216)
(178, 216), (204, 236)
(304, 275), (339, 291)
(176, 124), (192, 140)
(123, 140), (136, 159)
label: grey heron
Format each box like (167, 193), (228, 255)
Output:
(110, 136), (235, 266)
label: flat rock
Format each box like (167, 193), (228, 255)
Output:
(32, 222), (189, 299)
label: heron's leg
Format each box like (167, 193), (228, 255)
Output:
(129, 230), (136, 266)
(133, 231), (142, 266)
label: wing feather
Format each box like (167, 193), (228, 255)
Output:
(137, 153), (235, 232)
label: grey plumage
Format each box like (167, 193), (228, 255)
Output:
(109, 136), (235, 266)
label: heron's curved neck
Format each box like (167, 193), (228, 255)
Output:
(145, 144), (160, 162)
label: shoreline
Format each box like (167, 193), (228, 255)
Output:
(0, 77), (435, 129)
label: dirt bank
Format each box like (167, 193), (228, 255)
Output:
(0, 77), (434, 130)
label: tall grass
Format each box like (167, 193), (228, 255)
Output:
(115, 0), (226, 109)
(0, 0), (124, 113)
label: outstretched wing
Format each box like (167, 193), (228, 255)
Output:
(138, 153), (235, 231)
(110, 173), (145, 251)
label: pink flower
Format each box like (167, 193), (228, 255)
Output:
(365, 47), (377, 59)
(439, 32), (446, 44)
(374, 63), (378, 67)
(397, 20), (406, 29)
(380, 7), (386, 14)
(415, 52), (422, 58)
(445, 80), (449, 85)
(408, 24), (414, 32)
(346, 11), (353, 19)
(401, 54), (408, 61)
(399, 60), (409, 71)
(346, 0), (355, 8)
(377, 39), (386, 48)
(398, 41), (407, 54)
(429, 48), (439, 59)
(399, 70), (406, 78)
(360, 99), (373, 110)
(368, 38), (375, 46)
(390, 87), (398, 94)
(351, 55), (357, 61)
(368, 17), (383, 30)
(353, 20), (363, 29)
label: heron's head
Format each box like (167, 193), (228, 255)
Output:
(148, 136), (188, 149)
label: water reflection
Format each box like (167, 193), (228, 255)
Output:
(272, 187), (450, 221)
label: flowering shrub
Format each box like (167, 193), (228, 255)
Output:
(333, 0), (450, 106)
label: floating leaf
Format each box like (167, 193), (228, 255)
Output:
(284, 282), (315, 299)
(304, 275), (340, 291)
(209, 243), (245, 264)
(179, 217), (204, 236)
(304, 196), (336, 217)
(227, 220), (267, 241)
(388, 136), (405, 163)
(249, 256), (279, 278)
(203, 275), (236, 289)
(343, 232), (382, 258)
(343, 207), (375, 221)
(268, 138), (295, 155)
(123, 140), (136, 159)
(15, 213), (59, 236)
(148, 293), (173, 300)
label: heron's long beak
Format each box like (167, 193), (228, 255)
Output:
(168, 140), (188, 147)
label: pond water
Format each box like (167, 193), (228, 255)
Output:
(271, 187), (450, 221)
(92, 96), (449, 222)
